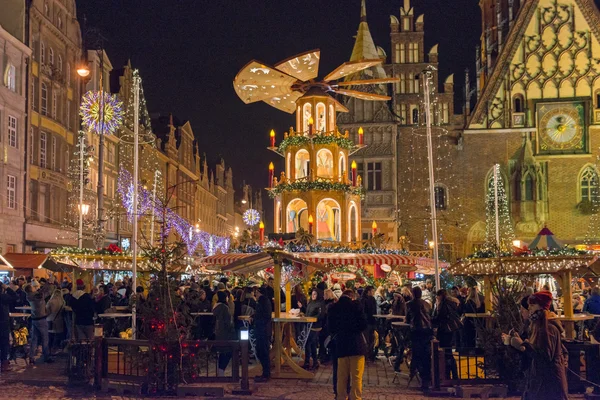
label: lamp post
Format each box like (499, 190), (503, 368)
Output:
(78, 132), (86, 248)
(422, 66), (441, 290)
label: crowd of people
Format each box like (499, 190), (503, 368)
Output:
(0, 272), (582, 399)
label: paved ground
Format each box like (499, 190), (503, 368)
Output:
(0, 355), (587, 399)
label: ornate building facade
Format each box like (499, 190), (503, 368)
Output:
(0, 1), (249, 254)
(339, 0), (461, 255)
(0, 5), (31, 254)
(344, 0), (600, 259)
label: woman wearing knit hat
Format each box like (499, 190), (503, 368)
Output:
(502, 290), (568, 400)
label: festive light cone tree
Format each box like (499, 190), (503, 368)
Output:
(484, 165), (515, 252)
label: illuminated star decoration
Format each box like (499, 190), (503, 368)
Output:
(80, 90), (124, 135)
(243, 209), (261, 226)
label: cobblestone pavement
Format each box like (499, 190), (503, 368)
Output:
(0, 356), (586, 399)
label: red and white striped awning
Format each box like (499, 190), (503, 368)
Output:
(201, 252), (446, 274)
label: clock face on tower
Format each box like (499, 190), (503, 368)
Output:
(536, 101), (586, 154)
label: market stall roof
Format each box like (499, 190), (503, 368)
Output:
(1, 253), (48, 270)
(448, 254), (597, 276)
(42, 257), (81, 273)
(201, 251), (440, 274)
(529, 226), (563, 250)
(50, 254), (155, 272)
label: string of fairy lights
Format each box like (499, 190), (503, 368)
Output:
(399, 70), (466, 250)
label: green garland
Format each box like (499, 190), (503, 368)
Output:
(467, 245), (588, 259)
(52, 245), (130, 256)
(278, 135), (355, 153)
(268, 180), (365, 198)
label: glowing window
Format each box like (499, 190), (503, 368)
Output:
(295, 150), (310, 180)
(316, 149), (334, 179)
(316, 102), (326, 132)
(302, 103), (312, 133)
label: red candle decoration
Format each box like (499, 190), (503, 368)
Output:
(268, 162), (274, 188)
(270, 129), (275, 147)
(351, 160), (357, 186)
(372, 221), (378, 236)
(358, 126), (364, 145)
(308, 215), (314, 235)
(308, 117), (314, 135)
(259, 221), (265, 243)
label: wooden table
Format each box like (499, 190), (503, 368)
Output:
(391, 321), (410, 328)
(375, 314), (405, 321)
(272, 313), (317, 379)
(14, 306), (31, 312)
(113, 306), (129, 312)
(550, 314), (595, 339)
(9, 313), (30, 318)
(191, 312), (213, 317)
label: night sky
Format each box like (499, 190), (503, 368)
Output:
(77, 0), (481, 216)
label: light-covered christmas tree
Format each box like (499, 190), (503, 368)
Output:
(484, 164), (515, 252)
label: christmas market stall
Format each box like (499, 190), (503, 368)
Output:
(449, 228), (597, 339)
(202, 247), (431, 379)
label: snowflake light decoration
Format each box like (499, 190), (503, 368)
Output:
(243, 209), (261, 226)
(80, 90), (124, 135)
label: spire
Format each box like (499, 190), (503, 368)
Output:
(347, 0), (387, 80)
(360, 0), (367, 22)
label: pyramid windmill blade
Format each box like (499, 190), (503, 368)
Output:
(233, 60), (298, 104)
(263, 92), (303, 114)
(274, 49), (320, 82)
(323, 59), (383, 82)
(334, 88), (391, 101)
(337, 77), (400, 87)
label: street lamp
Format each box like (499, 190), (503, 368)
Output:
(78, 203), (90, 216)
(77, 63), (90, 78)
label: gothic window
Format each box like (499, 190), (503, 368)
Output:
(400, 43), (406, 63)
(408, 73), (414, 93)
(434, 185), (447, 210)
(41, 42), (45, 64)
(403, 17), (410, 32)
(580, 166), (599, 203)
(412, 107), (419, 124)
(400, 104), (407, 124)
(414, 74), (419, 93)
(394, 43), (400, 64)
(442, 103), (449, 124)
(367, 162), (382, 190)
(513, 94), (524, 113)
(49, 48), (54, 65)
(409, 43), (418, 62)
(524, 173), (534, 201)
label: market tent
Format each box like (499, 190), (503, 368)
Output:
(529, 226), (563, 250)
(203, 251), (327, 275)
(448, 255), (595, 276)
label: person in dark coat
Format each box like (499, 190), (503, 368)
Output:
(432, 289), (461, 379)
(253, 286), (272, 382)
(0, 283), (17, 371)
(95, 285), (112, 315)
(328, 289), (368, 400)
(503, 290), (568, 400)
(303, 289), (325, 370)
(213, 291), (236, 376)
(360, 286), (377, 361)
(404, 286), (433, 389)
(462, 286), (485, 347)
(67, 279), (96, 340)
(391, 291), (406, 316)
